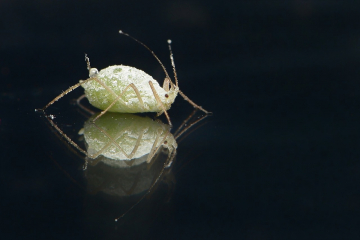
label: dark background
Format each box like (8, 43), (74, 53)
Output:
(1, 1), (360, 239)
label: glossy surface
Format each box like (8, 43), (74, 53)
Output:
(1, 1), (360, 239)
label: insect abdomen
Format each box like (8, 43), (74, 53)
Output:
(81, 65), (168, 113)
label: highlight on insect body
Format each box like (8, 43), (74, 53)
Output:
(36, 30), (211, 126)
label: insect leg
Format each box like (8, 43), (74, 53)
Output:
(128, 83), (146, 111)
(36, 78), (94, 112)
(179, 90), (212, 114)
(163, 77), (170, 91)
(165, 39), (211, 114)
(91, 83), (145, 122)
(148, 81), (172, 126)
(76, 94), (96, 115)
(76, 94), (86, 105)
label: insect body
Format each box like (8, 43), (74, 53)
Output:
(36, 30), (210, 125)
(81, 65), (178, 114)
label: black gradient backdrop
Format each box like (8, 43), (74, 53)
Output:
(1, 1), (360, 239)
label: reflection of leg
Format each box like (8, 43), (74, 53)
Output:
(88, 122), (132, 159)
(88, 122), (147, 161)
(149, 81), (172, 126)
(92, 83), (145, 122)
(146, 128), (171, 166)
(175, 110), (209, 141)
(147, 128), (163, 164)
(174, 108), (198, 136)
(128, 130), (144, 159)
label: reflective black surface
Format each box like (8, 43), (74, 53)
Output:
(2, 1), (360, 239)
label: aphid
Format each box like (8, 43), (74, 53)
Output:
(36, 30), (211, 126)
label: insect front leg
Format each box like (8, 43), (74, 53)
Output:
(163, 77), (170, 92)
(178, 90), (212, 115)
(148, 81), (172, 126)
(156, 78), (170, 117)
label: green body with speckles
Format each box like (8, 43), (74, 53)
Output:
(80, 65), (178, 113)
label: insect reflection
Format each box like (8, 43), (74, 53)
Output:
(42, 108), (208, 221)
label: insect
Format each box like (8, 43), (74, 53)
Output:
(36, 30), (211, 126)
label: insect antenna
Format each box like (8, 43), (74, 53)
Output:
(85, 54), (91, 71)
(119, 30), (212, 115)
(167, 39), (178, 88)
(166, 38), (211, 114)
(119, 30), (174, 89)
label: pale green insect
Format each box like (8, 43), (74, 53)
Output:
(81, 65), (178, 115)
(37, 30), (211, 126)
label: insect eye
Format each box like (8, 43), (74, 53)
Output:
(165, 94), (169, 98)
(89, 68), (99, 77)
